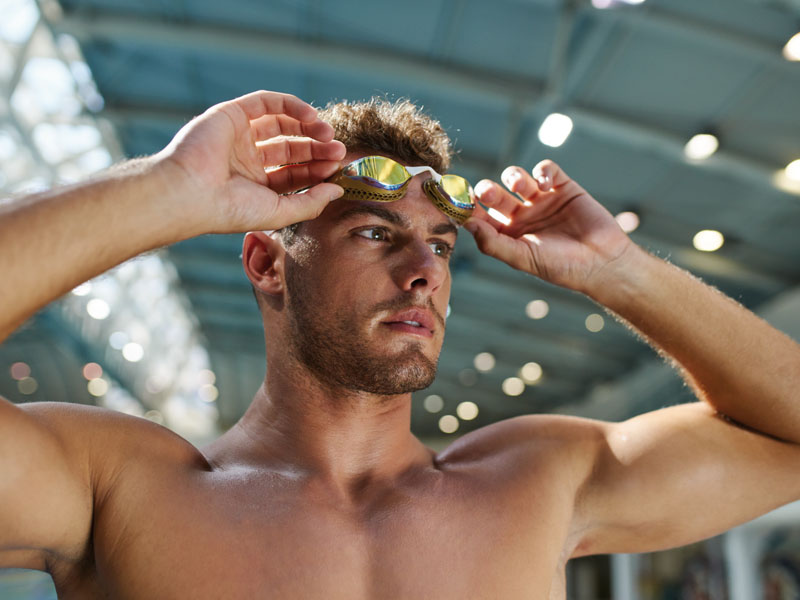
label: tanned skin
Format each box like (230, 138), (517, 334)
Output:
(2, 90), (800, 599)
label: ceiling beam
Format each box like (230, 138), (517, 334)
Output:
(52, 13), (544, 106)
(51, 9), (798, 195)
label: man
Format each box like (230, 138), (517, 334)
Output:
(1, 89), (799, 599)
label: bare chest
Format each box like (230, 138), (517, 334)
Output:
(78, 468), (573, 599)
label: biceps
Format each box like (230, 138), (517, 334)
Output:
(0, 398), (93, 566)
(575, 402), (800, 556)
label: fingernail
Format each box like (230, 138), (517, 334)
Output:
(537, 175), (552, 190)
(463, 221), (478, 233)
(474, 180), (493, 198)
(329, 185), (344, 201)
(502, 168), (521, 187)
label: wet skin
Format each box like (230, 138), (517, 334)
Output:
(15, 171), (581, 599)
(9, 159), (800, 600)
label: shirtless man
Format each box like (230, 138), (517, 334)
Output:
(2, 89), (800, 599)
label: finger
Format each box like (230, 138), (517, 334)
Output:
(463, 218), (531, 271)
(268, 183), (345, 228)
(257, 137), (346, 167)
(532, 159), (573, 191)
(232, 90), (320, 123)
(251, 113), (335, 143)
(475, 179), (528, 217)
(265, 160), (343, 194)
(501, 166), (544, 199)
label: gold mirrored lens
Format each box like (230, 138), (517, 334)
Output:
(343, 156), (410, 187)
(440, 175), (473, 206)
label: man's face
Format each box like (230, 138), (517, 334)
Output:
(282, 154), (456, 397)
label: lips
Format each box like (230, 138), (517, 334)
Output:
(382, 308), (436, 337)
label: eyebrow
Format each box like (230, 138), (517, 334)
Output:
(336, 205), (458, 238)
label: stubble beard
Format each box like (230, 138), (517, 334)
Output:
(285, 267), (439, 397)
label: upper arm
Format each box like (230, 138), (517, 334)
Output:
(0, 397), (94, 570)
(574, 402), (800, 556)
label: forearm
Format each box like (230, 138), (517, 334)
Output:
(588, 244), (800, 443)
(0, 156), (200, 343)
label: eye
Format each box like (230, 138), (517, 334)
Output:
(430, 241), (453, 259)
(355, 227), (389, 242)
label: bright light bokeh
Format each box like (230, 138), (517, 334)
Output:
(693, 230), (725, 252)
(786, 159), (800, 183)
(783, 32), (800, 61)
(502, 377), (526, 397)
(585, 314), (605, 333)
(456, 402), (479, 421)
(684, 133), (719, 161)
(439, 415), (459, 434)
(520, 362), (543, 384)
(86, 298), (111, 320)
(10, 362), (30, 380)
(538, 113), (573, 148)
(526, 299), (550, 320)
(122, 342), (145, 363)
(474, 352), (496, 373)
(424, 394), (445, 413)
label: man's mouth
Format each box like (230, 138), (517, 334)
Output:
(382, 309), (436, 338)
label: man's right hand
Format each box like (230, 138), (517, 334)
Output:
(158, 90), (346, 234)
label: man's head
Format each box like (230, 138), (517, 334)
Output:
(243, 97), (456, 398)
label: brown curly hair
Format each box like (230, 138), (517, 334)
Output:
(317, 97), (453, 172)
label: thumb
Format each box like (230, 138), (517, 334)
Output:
(261, 183), (343, 230)
(465, 218), (536, 274)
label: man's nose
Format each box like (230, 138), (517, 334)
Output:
(392, 238), (447, 293)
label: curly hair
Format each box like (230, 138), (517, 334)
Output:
(318, 97), (453, 172)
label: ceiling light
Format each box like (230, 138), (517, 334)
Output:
(122, 342), (145, 362)
(18, 376), (38, 395)
(87, 378), (109, 397)
(684, 133), (719, 161)
(783, 33), (800, 61)
(502, 377), (525, 397)
(82, 362), (102, 380)
(693, 230), (725, 252)
(456, 402), (479, 421)
(614, 211), (640, 233)
(786, 159), (800, 183)
(526, 299), (550, 320)
(10, 362), (30, 380)
(520, 362), (543, 384)
(438, 415), (459, 434)
(474, 352), (496, 373)
(424, 394), (445, 413)
(86, 298), (110, 320)
(585, 314), (605, 333)
(538, 113), (573, 148)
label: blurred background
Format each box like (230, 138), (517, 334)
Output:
(1, 0), (799, 597)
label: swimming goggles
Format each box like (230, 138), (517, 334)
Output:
(329, 156), (474, 225)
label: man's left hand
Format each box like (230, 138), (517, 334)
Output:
(464, 160), (634, 294)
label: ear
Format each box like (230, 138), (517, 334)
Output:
(242, 231), (285, 296)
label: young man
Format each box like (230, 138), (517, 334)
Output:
(1, 89), (799, 599)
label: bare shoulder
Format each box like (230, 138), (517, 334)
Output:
(435, 413), (609, 486)
(19, 402), (210, 474)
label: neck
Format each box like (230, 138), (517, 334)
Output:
(207, 358), (434, 499)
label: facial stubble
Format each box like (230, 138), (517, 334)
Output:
(285, 262), (440, 397)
